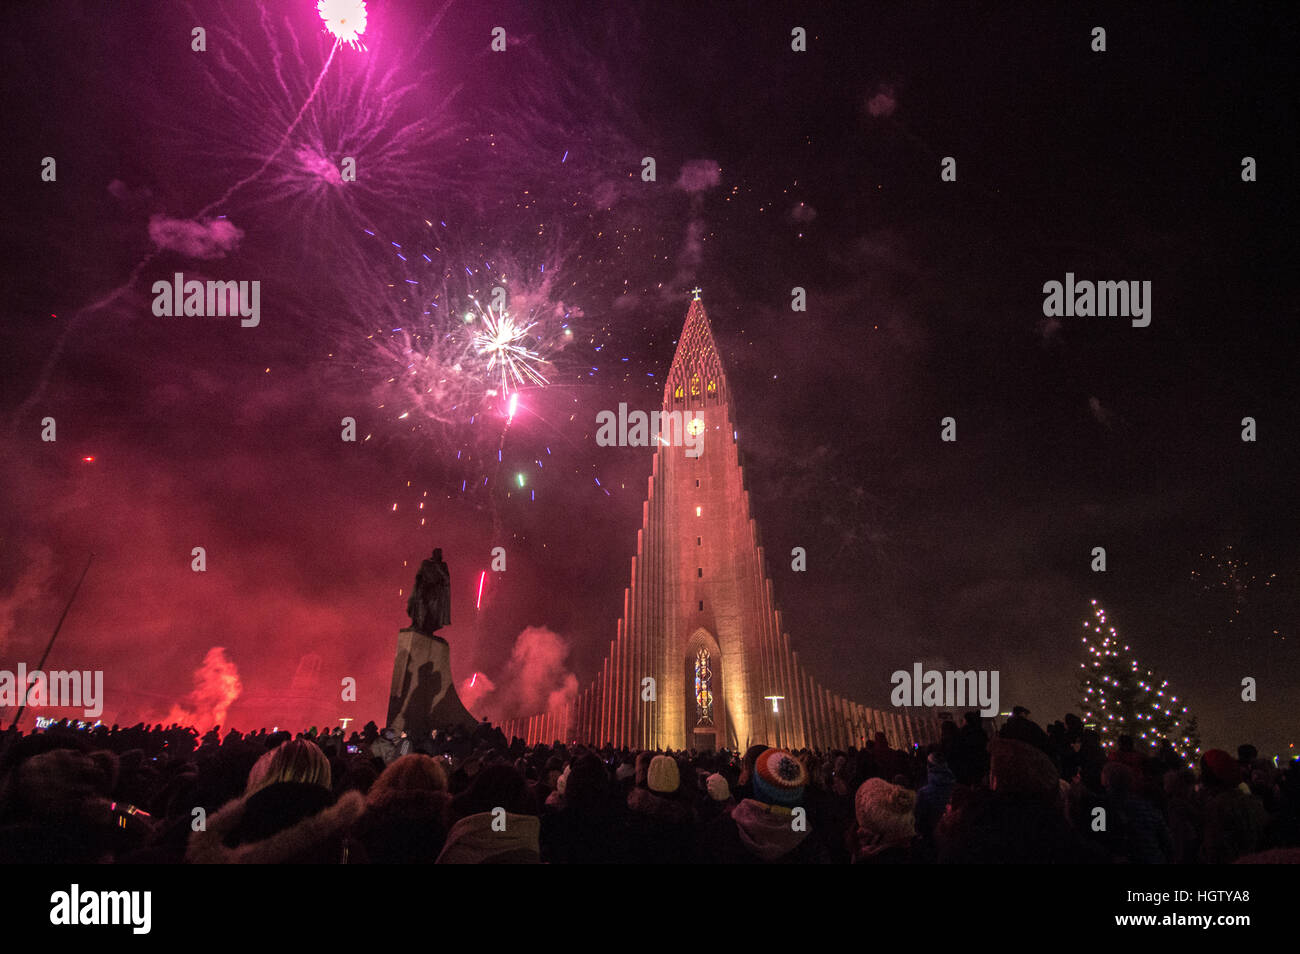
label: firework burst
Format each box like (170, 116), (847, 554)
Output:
(176, 0), (463, 276)
(317, 0), (368, 50)
(472, 301), (551, 395)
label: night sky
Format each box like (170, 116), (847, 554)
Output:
(2, 1), (1296, 755)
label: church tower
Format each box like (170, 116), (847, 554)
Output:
(502, 295), (935, 751)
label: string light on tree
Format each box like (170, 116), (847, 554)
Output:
(1078, 599), (1202, 766)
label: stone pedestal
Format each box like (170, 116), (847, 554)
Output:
(387, 628), (478, 740)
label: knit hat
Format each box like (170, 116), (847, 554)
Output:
(752, 749), (807, 806)
(854, 777), (916, 842)
(647, 755), (680, 794)
(1201, 749), (1241, 787)
(705, 773), (731, 802)
(988, 737), (1059, 795)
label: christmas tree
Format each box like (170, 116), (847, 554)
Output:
(1078, 599), (1201, 765)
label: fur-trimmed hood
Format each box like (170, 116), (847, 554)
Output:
(186, 785), (366, 864)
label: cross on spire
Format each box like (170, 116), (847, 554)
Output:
(690, 286), (703, 301)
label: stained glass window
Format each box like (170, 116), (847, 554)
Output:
(694, 648), (714, 727)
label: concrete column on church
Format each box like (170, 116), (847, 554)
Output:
(817, 686), (830, 750)
(777, 630), (797, 749)
(810, 680), (822, 749)
(790, 655), (806, 749)
(632, 531), (644, 750)
(601, 650), (610, 745)
(612, 628), (622, 748)
(800, 670), (811, 748)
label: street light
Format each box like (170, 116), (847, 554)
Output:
(764, 696), (785, 749)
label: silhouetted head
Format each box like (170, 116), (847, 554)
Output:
(432, 548), (443, 561)
(246, 739), (331, 796)
(369, 754), (449, 803)
(451, 763), (534, 819)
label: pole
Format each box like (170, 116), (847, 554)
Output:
(9, 552), (94, 731)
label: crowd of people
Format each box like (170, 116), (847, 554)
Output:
(0, 707), (1295, 863)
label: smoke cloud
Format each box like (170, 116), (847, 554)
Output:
(866, 85), (898, 118)
(148, 214), (245, 259)
(675, 159), (721, 193)
(458, 670), (496, 712)
(0, 543), (57, 655)
(468, 626), (579, 722)
(160, 646), (243, 731)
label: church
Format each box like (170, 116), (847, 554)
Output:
(501, 295), (937, 751)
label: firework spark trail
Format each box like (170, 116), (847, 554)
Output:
(195, 1), (461, 272)
(10, 5), (356, 435)
(197, 40), (341, 219)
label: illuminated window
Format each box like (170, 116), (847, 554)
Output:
(690, 376), (701, 397)
(695, 506), (702, 517)
(694, 649), (713, 727)
(674, 384), (684, 403)
(706, 379), (717, 397)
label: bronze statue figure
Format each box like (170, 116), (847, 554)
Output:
(407, 548), (451, 636)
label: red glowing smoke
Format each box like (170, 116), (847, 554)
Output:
(458, 670), (496, 712)
(160, 646), (243, 731)
(465, 626), (578, 722)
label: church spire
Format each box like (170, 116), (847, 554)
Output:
(664, 294), (727, 413)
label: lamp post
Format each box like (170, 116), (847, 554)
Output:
(764, 695), (785, 749)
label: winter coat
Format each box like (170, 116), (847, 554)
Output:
(187, 782), (365, 864)
(916, 760), (956, 837)
(937, 789), (1107, 864)
(541, 796), (632, 864)
(700, 798), (830, 864)
(624, 787), (697, 863)
(435, 811), (540, 863)
(352, 789), (451, 864)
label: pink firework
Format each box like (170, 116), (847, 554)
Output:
(318, 0), (368, 49)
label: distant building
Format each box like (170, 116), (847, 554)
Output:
(502, 296), (936, 750)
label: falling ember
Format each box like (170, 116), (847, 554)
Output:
(507, 391), (519, 421)
(317, 0), (368, 50)
(476, 570), (486, 610)
(82, 456), (95, 462)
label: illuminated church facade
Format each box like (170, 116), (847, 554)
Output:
(501, 296), (937, 751)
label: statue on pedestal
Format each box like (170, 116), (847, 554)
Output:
(406, 548), (451, 636)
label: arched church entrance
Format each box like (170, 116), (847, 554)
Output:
(684, 629), (724, 752)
